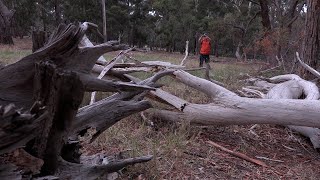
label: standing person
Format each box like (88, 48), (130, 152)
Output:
(199, 33), (211, 67)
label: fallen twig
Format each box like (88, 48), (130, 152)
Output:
(140, 112), (154, 127)
(255, 156), (284, 163)
(207, 140), (268, 167)
(282, 144), (296, 151)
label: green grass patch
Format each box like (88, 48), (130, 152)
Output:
(0, 49), (31, 65)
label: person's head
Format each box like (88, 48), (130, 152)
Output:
(203, 33), (208, 37)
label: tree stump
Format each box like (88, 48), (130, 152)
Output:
(30, 61), (84, 175)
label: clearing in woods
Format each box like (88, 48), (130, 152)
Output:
(1, 38), (320, 179)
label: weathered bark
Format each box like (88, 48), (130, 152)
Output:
(0, 23), (149, 108)
(252, 70), (320, 148)
(296, 52), (320, 79)
(55, 155), (152, 180)
(299, 0), (320, 79)
(30, 62), (84, 175)
(71, 70), (173, 142)
(0, 23), (154, 178)
(150, 70), (320, 128)
(0, 103), (47, 155)
(89, 49), (133, 104)
(74, 98), (151, 142)
(80, 35), (107, 63)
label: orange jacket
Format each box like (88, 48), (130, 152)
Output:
(200, 36), (211, 55)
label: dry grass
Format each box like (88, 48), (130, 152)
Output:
(91, 52), (320, 179)
(2, 38), (320, 179)
(0, 38), (32, 65)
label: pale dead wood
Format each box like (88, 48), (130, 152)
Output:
(55, 155), (153, 179)
(142, 61), (185, 69)
(183, 67), (206, 71)
(296, 52), (320, 79)
(207, 140), (268, 167)
(255, 156), (284, 163)
(240, 87), (265, 98)
(71, 70), (174, 141)
(89, 49), (133, 104)
(80, 35), (107, 63)
(180, 40), (189, 66)
(249, 74), (320, 148)
(74, 98), (151, 142)
(150, 70), (320, 128)
(80, 73), (154, 92)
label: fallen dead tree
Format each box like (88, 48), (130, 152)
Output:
(0, 23), (154, 179)
(1, 21), (320, 179)
(244, 74), (320, 148)
(149, 70), (320, 128)
(240, 53), (320, 148)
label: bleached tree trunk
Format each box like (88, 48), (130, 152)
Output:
(150, 70), (320, 128)
(249, 54), (320, 148)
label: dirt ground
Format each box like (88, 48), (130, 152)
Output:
(1, 38), (320, 179)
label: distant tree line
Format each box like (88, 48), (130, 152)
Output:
(1, 0), (319, 70)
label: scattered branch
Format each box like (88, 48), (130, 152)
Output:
(207, 140), (268, 167)
(296, 52), (320, 79)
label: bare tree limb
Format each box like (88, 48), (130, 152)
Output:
(296, 52), (320, 79)
(180, 40), (189, 66)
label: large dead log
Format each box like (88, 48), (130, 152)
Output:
(74, 98), (151, 142)
(249, 71), (320, 148)
(0, 23), (150, 108)
(55, 155), (152, 179)
(71, 70), (173, 141)
(0, 23), (154, 178)
(151, 70), (320, 128)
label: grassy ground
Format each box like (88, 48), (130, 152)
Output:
(1, 38), (320, 179)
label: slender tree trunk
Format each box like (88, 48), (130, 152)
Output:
(0, 0), (14, 45)
(101, 0), (107, 42)
(54, 0), (61, 26)
(259, 0), (271, 31)
(215, 39), (219, 57)
(300, 0), (320, 79)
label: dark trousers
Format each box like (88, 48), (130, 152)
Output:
(199, 54), (210, 67)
